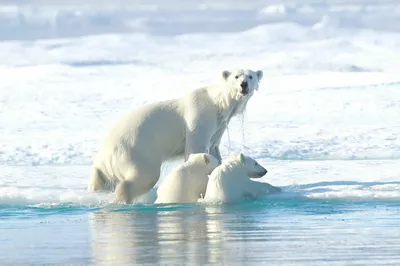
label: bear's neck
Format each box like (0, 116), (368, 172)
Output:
(182, 161), (207, 175)
(212, 160), (246, 180)
(208, 85), (242, 122)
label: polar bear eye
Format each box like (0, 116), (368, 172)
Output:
(254, 162), (257, 166)
(235, 75), (239, 79)
(249, 76), (253, 79)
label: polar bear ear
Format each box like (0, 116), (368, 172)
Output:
(222, 70), (231, 81)
(239, 153), (245, 163)
(203, 154), (210, 164)
(256, 70), (263, 81)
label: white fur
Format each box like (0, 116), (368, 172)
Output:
(155, 153), (219, 204)
(88, 69), (263, 203)
(203, 154), (281, 203)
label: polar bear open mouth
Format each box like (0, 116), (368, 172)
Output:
(240, 89), (249, 95)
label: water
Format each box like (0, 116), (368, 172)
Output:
(1, 159), (400, 265)
(1, 198), (399, 265)
(1, 0), (400, 264)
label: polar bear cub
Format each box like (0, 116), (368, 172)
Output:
(203, 153), (281, 203)
(155, 153), (220, 204)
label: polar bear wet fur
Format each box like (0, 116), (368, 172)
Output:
(88, 69), (263, 203)
(155, 153), (219, 204)
(203, 154), (281, 203)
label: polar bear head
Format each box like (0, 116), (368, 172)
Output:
(222, 68), (263, 98)
(221, 68), (263, 114)
(236, 153), (268, 179)
(188, 153), (220, 174)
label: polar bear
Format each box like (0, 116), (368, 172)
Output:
(155, 153), (219, 204)
(202, 153), (281, 203)
(88, 69), (263, 203)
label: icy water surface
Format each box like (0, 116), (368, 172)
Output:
(1, 198), (399, 265)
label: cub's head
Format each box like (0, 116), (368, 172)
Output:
(222, 68), (263, 100)
(236, 153), (267, 179)
(188, 153), (220, 174)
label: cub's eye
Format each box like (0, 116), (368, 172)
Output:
(249, 76), (253, 79)
(254, 162), (257, 166)
(235, 75), (239, 79)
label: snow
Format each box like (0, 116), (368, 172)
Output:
(0, 0), (399, 205)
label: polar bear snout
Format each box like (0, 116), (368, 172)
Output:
(240, 81), (249, 95)
(260, 168), (268, 176)
(250, 168), (267, 179)
(249, 164), (268, 179)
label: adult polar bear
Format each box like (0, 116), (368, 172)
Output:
(88, 69), (263, 203)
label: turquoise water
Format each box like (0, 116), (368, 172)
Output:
(1, 198), (399, 265)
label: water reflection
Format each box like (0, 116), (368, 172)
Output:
(90, 209), (161, 265)
(89, 205), (226, 265)
(88, 201), (400, 265)
(156, 208), (213, 264)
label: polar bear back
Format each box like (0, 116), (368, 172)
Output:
(102, 99), (185, 158)
(92, 99), (188, 178)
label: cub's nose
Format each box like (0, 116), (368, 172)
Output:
(257, 169), (268, 178)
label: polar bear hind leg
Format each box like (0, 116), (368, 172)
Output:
(88, 167), (108, 192)
(114, 164), (161, 204)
